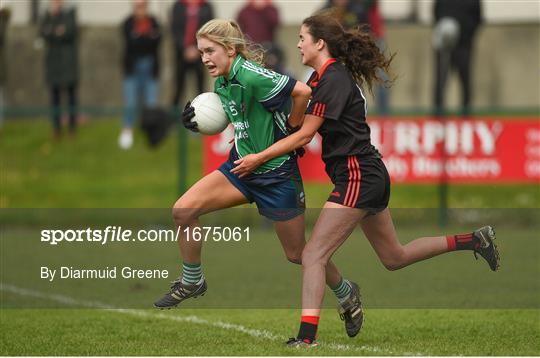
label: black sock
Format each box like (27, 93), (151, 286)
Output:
(447, 233), (479, 251)
(297, 316), (319, 343)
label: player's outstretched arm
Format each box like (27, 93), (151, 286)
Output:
(231, 114), (324, 178)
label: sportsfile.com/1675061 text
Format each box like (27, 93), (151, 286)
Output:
(40, 226), (251, 245)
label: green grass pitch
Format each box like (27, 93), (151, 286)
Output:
(1, 308), (538, 355)
(1, 119), (539, 355)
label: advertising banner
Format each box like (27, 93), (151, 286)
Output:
(203, 118), (540, 183)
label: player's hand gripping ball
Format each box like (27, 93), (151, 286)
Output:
(184, 92), (229, 135)
(181, 102), (198, 132)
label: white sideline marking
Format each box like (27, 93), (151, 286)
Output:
(1, 284), (422, 356)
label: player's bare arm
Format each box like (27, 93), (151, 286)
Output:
(287, 81), (312, 128)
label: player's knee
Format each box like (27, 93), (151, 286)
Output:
(380, 254), (406, 271)
(301, 248), (324, 268)
(378, 247), (407, 271)
(172, 197), (199, 226)
(382, 261), (402, 271)
(286, 252), (302, 265)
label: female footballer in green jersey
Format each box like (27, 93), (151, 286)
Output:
(154, 19), (358, 315)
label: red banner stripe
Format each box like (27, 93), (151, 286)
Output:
(203, 118), (540, 184)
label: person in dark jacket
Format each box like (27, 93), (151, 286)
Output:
(120, 0), (161, 149)
(39, 0), (78, 139)
(433, 0), (482, 117)
(322, 0), (370, 30)
(170, 0), (213, 108)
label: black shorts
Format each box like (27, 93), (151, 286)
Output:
(325, 155), (390, 215)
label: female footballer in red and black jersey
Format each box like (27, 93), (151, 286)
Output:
(231, 13), (500, 346)
(304, 57), (390, 212)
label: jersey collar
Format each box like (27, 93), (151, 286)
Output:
(311, 58), (337, 86)
(227, 55), (245, 81)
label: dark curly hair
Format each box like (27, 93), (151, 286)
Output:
(302, 13), (395, 93)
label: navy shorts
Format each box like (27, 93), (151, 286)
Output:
(218, 159), (306, 222)
(325, 155), (390, 215)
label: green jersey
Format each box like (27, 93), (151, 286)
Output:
(214, 55), (296, 174)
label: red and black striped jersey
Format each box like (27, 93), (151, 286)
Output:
(306, 58), (379, 162)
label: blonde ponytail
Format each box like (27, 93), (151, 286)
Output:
(197, 19), (265, 65)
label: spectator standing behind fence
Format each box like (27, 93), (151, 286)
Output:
(236, 0), (280, 49)
(433, 0), (482, 117)
(0, 5), (10, 129)
(120, 0), (161, 150)
(323, 0), (390, 115)
(322, 0), (362, 29)
(364, 0), (390, 115)
(171, 0), (213, 109)
(39, 0), (78, 140)
(236, 1), (290, 78)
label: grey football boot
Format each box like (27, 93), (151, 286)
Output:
(338, 281), (364, 337)
(154, 277), (207, 309)
(286, 338), (318, 347)
(472, 226), (500, 271)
